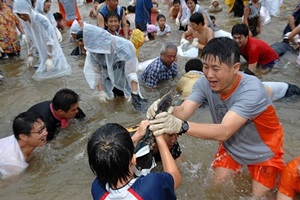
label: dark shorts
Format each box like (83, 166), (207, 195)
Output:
(136, 23), (147, 32)
(259, 59), (279, 70)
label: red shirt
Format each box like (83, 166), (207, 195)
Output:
(240, 37), (279, 65)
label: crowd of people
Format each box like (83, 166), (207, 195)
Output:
(1, 0), (300, 199)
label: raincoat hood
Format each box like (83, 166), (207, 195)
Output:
(36, 0), (46, 14)
(70, 19), (82, 34)
(13, 0), (33, 15)
(83, 22), (112, 54)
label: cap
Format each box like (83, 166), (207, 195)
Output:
(147, 24), (157, 33)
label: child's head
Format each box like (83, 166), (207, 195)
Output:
(209, 15), (216, 24)
(185, 58), (203, 73)
(147, 24), (157, 40)
(93, 0), (101, 8)
(87, 123), (135, 189)
(190, 12), (204, 29)
(105, 11), (120, 34)
(53, 12), (65, 31)
(156, 14), (166, 28)
(212, 0), (219, 8)
(127, 5), (135, 13)
(76, 30), (84, 46)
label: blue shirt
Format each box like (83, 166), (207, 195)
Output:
(140, 57), (178, 88)
(135, 0), (153, 24)
(91, 173), (176, 200)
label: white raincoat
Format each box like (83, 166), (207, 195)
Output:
(83, 23), (141, 99)
(36, 0), (62, 42)
(13, 0), (71, 80)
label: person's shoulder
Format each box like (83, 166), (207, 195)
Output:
(136, 172), (173, 185)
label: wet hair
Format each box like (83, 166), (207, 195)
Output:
(147, 32), (156, 40)
(104, 11), (120, 22)
(190, 12), (204, 25)
(127, 5), (135, 13)
(156, 13), (166, 21)
(201, 37), (240, 67)
(185, 0), (197, 4)
(52, 88), (80, 112)
(231, 23), (249, 37)
(93, 0), (103, 3)
(173, 0), (180, 5)
(87, 123), (134, 189)
(53, 12), (63, 21)
(160, 41), (177, 54)
(209, 15), (215, 21)
(185, 58), (203, 73)
(13, 111), (43, 140)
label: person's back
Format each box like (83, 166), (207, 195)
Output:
(176, 58), (203, 100)
(87, 123), (181, 200)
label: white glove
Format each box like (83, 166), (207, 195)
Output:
(98, 90), (110, 102)
(180, 38), (189, 46)
(181, 19), (189, 26)
(55, 27), (63, 42)
(175, 18), (180, 26)
(191, 38), (199, 48)
(45, 58), (53, 72)
(27, 56), (33, 67)
(21, 34), (28, 45)
(157, 9), (161, 13)
(146, 98), (160, 119)
(149, 112), (182, 136)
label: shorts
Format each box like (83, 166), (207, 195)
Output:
(212, 144), (283, 189)
(259, 59), (279, 70)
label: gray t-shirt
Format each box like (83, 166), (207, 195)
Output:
(187, 73), (283, 165)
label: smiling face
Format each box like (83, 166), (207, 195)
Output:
(186, 0), (196, 11)
(25, 119), (48, 147)
(232, 34), (248, 48)
(43, 0), (51, 13)
(202, 55), (239, 95)
(106, 16), (120, 33)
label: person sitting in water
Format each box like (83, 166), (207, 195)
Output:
(144, 24), (157, 41)
(104, 11), (120, 36)
(156, 14), (171, 37)
(87, 123), (181, 200)
(0, 111), (48, 179)
(180, 12), (214, 51)
(168, 0), (180, 20)
(176, 58), (203, 100)
(71, 31), (86, 56)
(27, 88), (86, 141)
(276, 156), (300, 200)
(231, 23), (279, 75)
(140, 41), (178, 89)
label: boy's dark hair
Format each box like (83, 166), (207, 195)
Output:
(127, 5), (135, 13)
(76, 30), (83, 41)
(52, 88), (80, 112)
(156, 13), (166, 21)
(185, 58), (203, 73)
(173, 0), (180, 5)
(87, 123), (134, 189)
(209, 15), (215, 21)
(53, 12), (63, 21)
(13, 111), (43, 140)
(93, 0), (103, 3)
(185, 0), (197, 4)
(104, 11), (120, 22)
(201, 37), (240, 67)
(190, 12), (204, 26)
(231, 23), (249, 37)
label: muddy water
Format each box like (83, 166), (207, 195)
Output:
(1, 0), (300, 199)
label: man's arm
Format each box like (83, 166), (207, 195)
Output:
(185, 110), (248, 141)
(243, 6), (252, 37)
(248, 62), (258, 74)
(97, 13), (105, 28)
(288, 15), (296, 31)
(121, 11), (129, 39)
(173, 99), (201, 121)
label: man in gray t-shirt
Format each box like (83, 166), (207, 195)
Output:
(147, 37), (284, 197)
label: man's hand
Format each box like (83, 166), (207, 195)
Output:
(191, 38), (199, 48)
(45, 58), (53, 71)
(146, 98), (161, 119)
(27, 56), (33, 67)
(175, 18), (180, 26)
(149, 112), (182, 136)
(180, 38), (189, 46)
